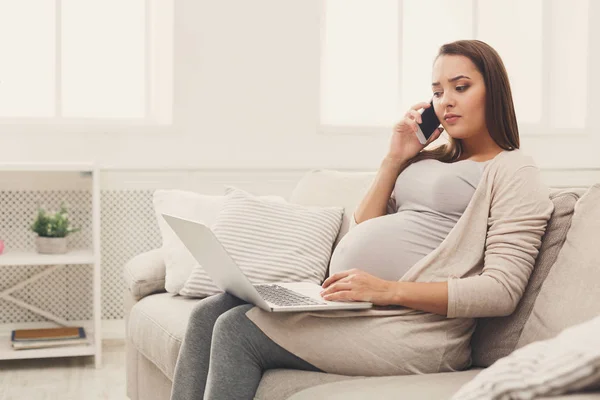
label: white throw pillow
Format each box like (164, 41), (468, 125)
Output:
(153, 189), (285, 294)
(179, 186), (344, 298)
(451, 314), (600, 400)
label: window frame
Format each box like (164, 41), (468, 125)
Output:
(0, 0), (174, 134)
(318, 0), (596, 141)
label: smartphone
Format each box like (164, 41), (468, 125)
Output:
(415, 100), (441, 145)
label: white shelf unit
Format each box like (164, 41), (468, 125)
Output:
(0, 163), (102, 368)
(0, 250), (95, 267)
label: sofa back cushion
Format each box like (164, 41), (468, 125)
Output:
(290, 170), (376, 248)
(516, 184), (600, 348)
(470, 187), (587, 367)
(153, 190), (225, 293)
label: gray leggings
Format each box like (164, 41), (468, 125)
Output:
(170, 293), (322, 400)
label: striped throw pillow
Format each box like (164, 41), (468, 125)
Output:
(451, 314), (600, 400)
(179, 186), (344, 298)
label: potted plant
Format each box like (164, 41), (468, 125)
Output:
(30, 203), (80, 254)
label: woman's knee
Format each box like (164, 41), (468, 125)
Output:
(187, 292), (242, 326)
(212, 304), (255, 340)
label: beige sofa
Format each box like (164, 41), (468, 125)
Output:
(124, 170), (600, 399)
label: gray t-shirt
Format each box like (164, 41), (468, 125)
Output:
(329, 158), (490, 281)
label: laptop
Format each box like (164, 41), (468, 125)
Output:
(162, 214), (373, 312)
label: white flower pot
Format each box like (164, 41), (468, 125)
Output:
(35, 236), (68, 254)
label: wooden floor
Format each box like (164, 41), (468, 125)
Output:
(0, 339), (127, 400)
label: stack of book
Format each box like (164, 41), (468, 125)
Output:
(11, 326), (88, 350)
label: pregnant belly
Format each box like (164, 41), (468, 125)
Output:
(329, 213), (441, 281)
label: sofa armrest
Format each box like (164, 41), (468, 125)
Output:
(123, 249), (167, 301)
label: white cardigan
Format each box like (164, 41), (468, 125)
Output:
(246, 149), (554, 376)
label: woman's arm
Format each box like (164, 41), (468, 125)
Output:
(353, 156), (408, 225)
(446, 166), (554, 318)
(321, 269), (449, 316)
(391, 281), (448, 316)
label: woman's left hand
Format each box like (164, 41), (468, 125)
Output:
(320, 269), (398, 306)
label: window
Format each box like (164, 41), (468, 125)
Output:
(0, 0), (173, 131)
(320, 0), (592, 136)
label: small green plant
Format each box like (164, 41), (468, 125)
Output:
(30, 203), (81, 238)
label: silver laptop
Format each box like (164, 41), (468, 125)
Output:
(162, 214), (373, 312)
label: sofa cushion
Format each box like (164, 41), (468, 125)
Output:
(285, 369), (600, 400)
(285, 369), (483, 400)
(256, 369), (361, 400)
(128, 292), (201, 380)
(517, 184), (600, 347)
(153, 189), (285, 294)
(470, 187), (587, 367)
(153, 190), (225, 294)
(289, 169), (376, 248)
(179, 186), (343, 297)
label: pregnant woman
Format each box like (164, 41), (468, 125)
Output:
(170, 39), (554, 400)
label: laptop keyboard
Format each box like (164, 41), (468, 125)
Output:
(254, 284), (326, 307)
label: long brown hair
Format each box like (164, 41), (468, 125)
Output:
(408, 39), (519, 165)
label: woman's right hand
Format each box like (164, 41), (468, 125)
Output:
(386, 101), (444, 164)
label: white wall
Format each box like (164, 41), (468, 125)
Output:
(0, 0), (598, 330)
(0, 0), (388, 171)
(0, 0), (597, 172)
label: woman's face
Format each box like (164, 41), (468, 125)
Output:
(431, 55), (488, 141)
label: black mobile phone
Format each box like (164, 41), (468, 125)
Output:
(415, 100), (441, 145)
